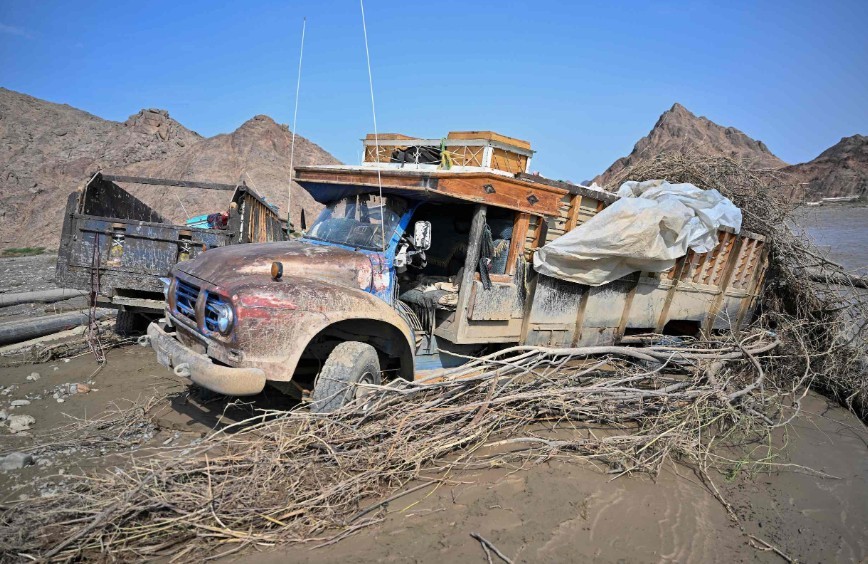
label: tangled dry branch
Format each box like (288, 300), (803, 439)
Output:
(1, 332), (792, 561)
(610, 153), (868, 416)
(0, 154), (863, 562)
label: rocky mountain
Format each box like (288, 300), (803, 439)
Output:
(781, 135), (867, 201)
(0, 87), (338, 249)
(595, 103), (788, 187)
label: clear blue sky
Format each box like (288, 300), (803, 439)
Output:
(2, 1), (866, 182)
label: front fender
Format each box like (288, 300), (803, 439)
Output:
(229, 276), (414, 381)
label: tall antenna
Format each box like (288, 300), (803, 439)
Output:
(287, 17), (306, 232)
(360, 0), (386, 252)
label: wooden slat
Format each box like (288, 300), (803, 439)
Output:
(532, 217), (548, 249)
(655, 258), (691, 332)
(438, 175), (562, 216)
(691, 251), (709, 283)
(506, 213), (530, 275)
(102, 174), (238, 191)
(295, 167), (569, 217)
(616, 273), (642, 340)
(516, 173), (619, 205)
(565, 194), (583, 232)
(570, 289), (591, 347)
(710, 233), (735, 286)
(447, 130), (532, 150)
(735, 243), (770, 328)
(702, 236), (746, 334)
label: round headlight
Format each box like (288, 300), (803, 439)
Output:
(215, 303), (234, 334)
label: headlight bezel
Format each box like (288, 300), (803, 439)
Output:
(214, 301), (234, 335)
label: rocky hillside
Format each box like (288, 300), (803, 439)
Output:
(0, 88), (338, 249)
(595, 103), (787, 187)
(781, 135), (868, 201)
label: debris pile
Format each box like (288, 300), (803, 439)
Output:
(0, 155), (863, 561)
(608, 152), (868, 416)
(0, 330), (811, 560)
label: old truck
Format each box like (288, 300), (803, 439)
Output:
(147, 131), (769, 411)
(56, 172), (286, 329)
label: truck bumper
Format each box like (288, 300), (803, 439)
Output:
(147, 322), (266, 396)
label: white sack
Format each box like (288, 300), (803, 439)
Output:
(532, 180), (742, 286)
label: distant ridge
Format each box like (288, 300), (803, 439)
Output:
(595, 103), (787, 187)
(782, 135), (867, 201)
(0, 87), (339, 249)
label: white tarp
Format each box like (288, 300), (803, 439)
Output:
(532, 180), (742, 286)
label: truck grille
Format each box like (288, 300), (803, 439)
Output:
(175, 279), (199, 322)
(204, 293), (227, 332)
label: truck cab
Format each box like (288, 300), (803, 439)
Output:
(148, 131), (768, 412)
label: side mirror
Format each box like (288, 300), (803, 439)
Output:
(413, 221), (432, 250)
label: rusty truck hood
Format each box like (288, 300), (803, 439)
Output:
(174, 240), (373, 290)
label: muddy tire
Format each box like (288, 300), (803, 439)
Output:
(114, 309), (138, 336)
(310, 341), (381, 413)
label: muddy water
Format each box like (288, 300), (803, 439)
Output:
(792, 205), (868, 272)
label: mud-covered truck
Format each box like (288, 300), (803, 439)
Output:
(147, 131), (769, 411)
(56, 172), (286, 329)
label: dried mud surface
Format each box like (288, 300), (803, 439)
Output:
(0, 343), (864, 563)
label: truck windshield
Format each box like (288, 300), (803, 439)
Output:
(305, 195), (407, 251)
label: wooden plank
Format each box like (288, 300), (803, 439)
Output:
(655, 258), (691, 332)
(295, 166), (568, 216)
(735, 243), (770, 328)
(532, 216), (548, 250)
(700, 232), (727, 285)
(515, 173), (619, 204)
(447, 130), (532, 151)
(732, 239), (757, 289)
(519, 272), (540, 343)
(565, 194), (583, 232)
(570, 287), (591, 347)
(710, 233), (735, 286)
(615, 272), (642, 340)
(365, 132), (415, 140)
(460, 205), (488, 320)
(702, 236), (746, 334)
(506, 213), (530, 275)
(102, 174), (238, 191)
(437, 175), (562, 216)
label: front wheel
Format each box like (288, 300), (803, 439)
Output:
(310, 341), (381, 413)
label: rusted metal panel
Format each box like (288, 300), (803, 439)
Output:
(56, 174), (285, 310)
(100, 174), (238, 191)
(523, 274), (586, 346)
(80, 176), (166, 222)
(625, 279), (670, 329)
(467, 281), (518, 321)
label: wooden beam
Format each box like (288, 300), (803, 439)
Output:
(101, 174), (238, 191)
(735, 243), (770, 328)
(506, 213), (530, 275)
(702, 236), (746, 335)
(565, 194), (583, 232)
(515, 173), (619, 205)
(530, 216), (549, 253)
(655, 257), (691, 333)
(459, 204), (488, 323)
(570, 288), (591, 347)
(616, 273), (642, 341)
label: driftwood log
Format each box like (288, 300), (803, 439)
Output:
(0, 309), (113, 346)
(0, 289), (88, 308)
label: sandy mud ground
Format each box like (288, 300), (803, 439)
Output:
(0, 254), (866, 562)
(0, 345), (865, 562)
